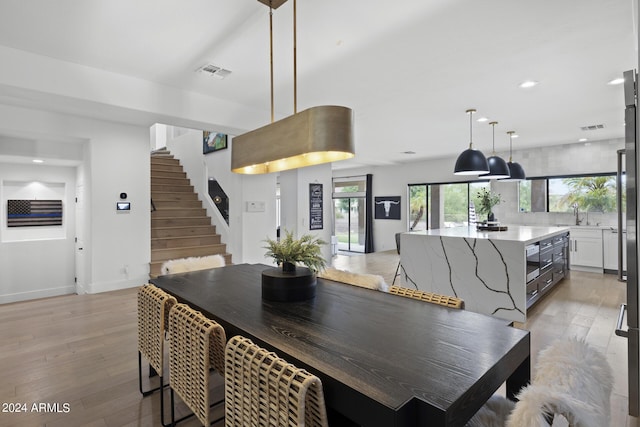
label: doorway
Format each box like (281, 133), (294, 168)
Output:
(333, 197), (365, 252)
(332, 177), (368, 253)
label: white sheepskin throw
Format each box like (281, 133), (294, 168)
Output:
(466, 395), (515, 427)
(318, 267), (389, 292)
(506, 338), (613, 427)
(160, 254), (226, 275)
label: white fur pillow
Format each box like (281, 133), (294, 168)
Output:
(160, 254), (226, 275)
(466, 395), (515, 427)
(506, 338), (613, 427)
(318, 267), (388, 292)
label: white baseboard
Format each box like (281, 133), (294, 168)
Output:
(569, 265), (604, 274)
(87, 275), (148, 294)
(0, 286), (75, 304)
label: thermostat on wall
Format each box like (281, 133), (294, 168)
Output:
(117, 202), (131, 211)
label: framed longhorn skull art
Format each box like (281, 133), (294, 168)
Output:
(374, 196), (401, 220)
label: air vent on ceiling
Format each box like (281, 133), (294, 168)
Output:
(580, 124), (605, 131)
(196, 63), (232, 79)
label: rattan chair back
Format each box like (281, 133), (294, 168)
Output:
(224, 335), (329, 427)
(389, 285), (464, 309)
(168, 303), (227, 426)
(137, 284), (177, 376)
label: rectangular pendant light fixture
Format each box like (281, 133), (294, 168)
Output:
(257, 0), (287, 8)
(231, 105), (354, 174)
(231, 0), (355, 175)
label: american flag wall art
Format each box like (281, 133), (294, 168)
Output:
(7, 199), (63, 227)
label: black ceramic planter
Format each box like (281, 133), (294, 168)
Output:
(261, 266), (317, 302)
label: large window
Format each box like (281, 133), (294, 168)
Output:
(518, 173), (620, 213)
(408, 181), (489, 230)
(408, 185), (428, 231)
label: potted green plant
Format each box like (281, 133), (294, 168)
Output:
(263, 229), (327, 273)
(476, 188), (502, 222)
(261, 230), (327, 302)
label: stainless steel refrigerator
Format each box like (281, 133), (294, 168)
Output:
(616, 69), (639, 417)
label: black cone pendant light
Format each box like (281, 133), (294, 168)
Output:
(500, 131), (526, 181)
(454, 109), (490, 175)
(481, 121), (510, 179)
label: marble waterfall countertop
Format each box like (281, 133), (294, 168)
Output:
(407, 225), (570, 245)
(400, 225), (570, 322)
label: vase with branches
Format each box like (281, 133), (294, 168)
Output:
(476, 188), (502, 222)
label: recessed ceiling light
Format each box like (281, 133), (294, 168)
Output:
(519, 80), (539, 89)
(578, 138), (588, 142)
(477, 117), (489, 122)
(607, 77), (625, 85)
(32, 159), (44, 163)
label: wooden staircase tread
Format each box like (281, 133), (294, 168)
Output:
(152, 225), (215, 229)
(151, 235), (216, 241)
(151, 216), (210, 220)
(151, 243), (225, 249)
(152, 207), (204, 210)
(151, 192), (198, 195)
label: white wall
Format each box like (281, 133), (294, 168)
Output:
(334, 138), (625, 252)
(88, 124), (150, 292)
(0, 104), (150, 301)
(0, 164), (76, 303)
(280, 164), (334, 263)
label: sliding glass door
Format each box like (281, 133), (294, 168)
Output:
(333, 197), (365, 252)
(333, 177), (367, 253)
(408, 181), (490, 229)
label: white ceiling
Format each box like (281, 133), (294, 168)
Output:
(0, 0), (636, 169)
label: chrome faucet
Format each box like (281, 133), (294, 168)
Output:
(573, 203), (582, 226)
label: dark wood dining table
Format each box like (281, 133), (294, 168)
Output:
(151, 263), (530, 427)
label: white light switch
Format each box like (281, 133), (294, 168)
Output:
(246, 201), (265, 212)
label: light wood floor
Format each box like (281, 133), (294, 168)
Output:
(0, 251), (638, 426)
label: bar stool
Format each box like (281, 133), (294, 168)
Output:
(137, 284), (176, 426)
(389, 285), (465, 309)
(224, 335), (329, 427)
(168, 303), (226, 426)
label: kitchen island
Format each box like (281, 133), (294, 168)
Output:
(400, 225), (570, 322)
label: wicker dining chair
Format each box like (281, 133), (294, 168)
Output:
(388, 285), (465, 309)
(168, 303), (227, 426)
(137, 284), (176, 425)
(224, 335), (329, 427)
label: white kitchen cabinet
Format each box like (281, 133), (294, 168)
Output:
(603, 228), (627, 272)
(569, 227), (603, 270)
